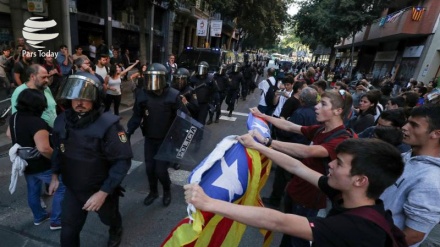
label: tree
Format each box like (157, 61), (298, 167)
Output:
(205, 0), (291, 49)
(292, 0), (390, 70)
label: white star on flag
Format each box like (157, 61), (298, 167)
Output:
(252, 122), (269, 136)
(212, 157), (243, 202)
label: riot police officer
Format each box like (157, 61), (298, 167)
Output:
(225, 63), (244, 117)
(127, 63), (182, 207)
(50, 72), (132, 247)
(171, 68), (199, 117)
(189, 61), (216, 125)
(207, 64), (228, 124)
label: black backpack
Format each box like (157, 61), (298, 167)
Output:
(264, 78), (278, 108)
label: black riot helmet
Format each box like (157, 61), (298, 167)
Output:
(57, 72), (104, 108)
(144, 63), (167, 91)
(197, 61), (209, 76)
(232, 63), (242, 73)
(218, 64), (227, 75)
(172, 68), (190, 90)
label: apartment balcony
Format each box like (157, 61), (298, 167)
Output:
(337, 2), (440, 48)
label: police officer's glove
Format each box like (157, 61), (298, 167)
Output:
(115, 186), (126, 197)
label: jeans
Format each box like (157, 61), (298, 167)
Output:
(280, 195), (318, 247)
(25, 169), (65, 225)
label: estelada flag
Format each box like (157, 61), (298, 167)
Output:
(161, 114), (273, 247)
(412, 6), (425, 21)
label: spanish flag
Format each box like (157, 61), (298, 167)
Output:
(161, 114), (273, 247)
(412, 6), (425, 21)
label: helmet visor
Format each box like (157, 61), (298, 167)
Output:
(172, 75), (187, 90)
(145, 71), (167, 90)
(198, 65), (208, 75)
(57, 75), (99, 101)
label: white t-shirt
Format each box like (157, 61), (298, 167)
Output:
(89, 45), (96, 58)
(95, 66), (108, 80)
(273, 90), (293, 117)
(106, 76), (122, 95)
(258, 76), (276, 106)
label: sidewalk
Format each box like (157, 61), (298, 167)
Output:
(0, 79), (135, 156)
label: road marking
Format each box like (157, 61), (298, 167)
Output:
(127, 160), (143, 174)
(120, 106), (133, 114)
(219, 115), (237, 121)
(220, 110), (249, 117)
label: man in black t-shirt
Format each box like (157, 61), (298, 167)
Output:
(184, 138), (406, 247)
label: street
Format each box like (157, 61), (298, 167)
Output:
(0, 87), (283, 247)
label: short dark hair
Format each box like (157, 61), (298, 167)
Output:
(379, 109), (406, 128)
(336, 138), (404, 199)
(313, 80), (327, 91)
(402, 92), (418, 107)
(374, 126), (403, 146)
(282, 75), (294, 85)
(59, 44), (67, 49)
(389, 96), (405, 108)
(293, 81), (305, 94)
(15, 88), (47, 116)
(267, 68), (275, 76)
(410, 105), (440, 132)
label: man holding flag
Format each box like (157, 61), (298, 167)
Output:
(185, 137), (406, 247)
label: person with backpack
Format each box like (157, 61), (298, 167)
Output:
(185, 137), (408, 247)
(250, 90), (355, 247)
(257, 67), (278, 116)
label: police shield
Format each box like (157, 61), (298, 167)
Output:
(154, 110), (212, 167)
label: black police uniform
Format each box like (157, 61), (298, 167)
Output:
(127, 86), (181, 198)
(177, 85), (199, 117)
(225, 71), (243, 114)
(52, 109), (132, 247)
(189, 74), (215, 125)
(208, 72), (228, 122)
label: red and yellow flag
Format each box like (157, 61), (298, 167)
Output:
(412, 6), (425, 21)
(162, 115), (273, 247)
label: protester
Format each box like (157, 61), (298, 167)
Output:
(9, 88), (65, 230)
(50, 72), (132, 246)
(14, 49), (33, 86)
(257, 67), (278, 115)
(250, 89), (354, 247)
(381, 105), (440, 246)
(104, 60), (139, 115)
(185, 138), (405, 246)
(164, 53), (178, 85)
(56, 45), (73, 79)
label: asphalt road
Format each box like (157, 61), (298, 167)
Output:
(0, 86), (283, 246)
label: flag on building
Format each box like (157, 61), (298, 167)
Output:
(161, 114), (273, 247)
(386, 10), (406, 23)
(412, 6), (425, 21)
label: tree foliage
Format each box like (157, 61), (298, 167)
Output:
(292, 0), (391, 49)
(205, 0), (291, 48)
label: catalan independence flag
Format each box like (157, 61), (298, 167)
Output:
(161, 114), (273, 247)
(412, 6), (425, 21)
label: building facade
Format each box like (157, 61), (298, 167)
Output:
(0, 0), (238, 65)
(335, 0), (440, 84)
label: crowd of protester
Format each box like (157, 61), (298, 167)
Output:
(3, 36), (440, 246)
